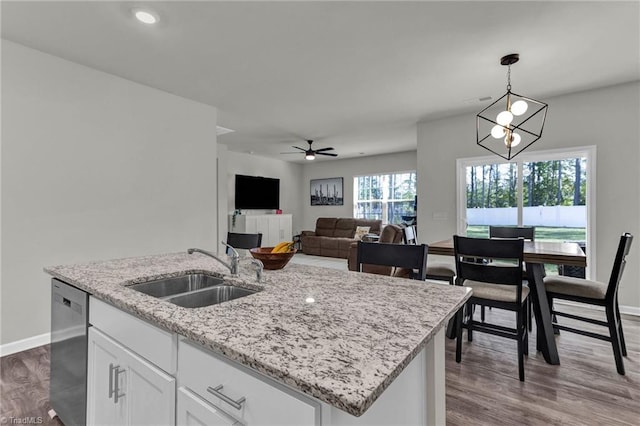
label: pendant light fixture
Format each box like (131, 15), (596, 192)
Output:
(476, 54), (548, 160)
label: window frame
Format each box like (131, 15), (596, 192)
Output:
(456, 145), (597, 278)
(353, 170), (417, 225)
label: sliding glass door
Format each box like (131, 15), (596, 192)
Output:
(457, 147), (595, 277)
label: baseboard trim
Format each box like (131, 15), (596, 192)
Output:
(555, 300), (640, 317)
(0, 332), (50, 357)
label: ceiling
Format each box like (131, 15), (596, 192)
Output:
(2, 1), (638, 162)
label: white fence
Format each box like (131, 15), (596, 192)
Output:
(467, 206), (586, 228)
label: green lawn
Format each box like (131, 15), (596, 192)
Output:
(466, 225), (585, 242)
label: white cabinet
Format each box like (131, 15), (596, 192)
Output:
(87, 327), (176, 426)
(87, 327), (124, 426)
(177, 387), (242, 426)
(178, 338), (319, 426)
(229, 214), (292, 247)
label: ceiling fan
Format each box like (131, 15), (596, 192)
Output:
(281, 140), (338, 160)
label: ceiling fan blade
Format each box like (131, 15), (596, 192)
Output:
(280, 151), (302, 154)
(316, 152), (338, 157)
(314, 147), (335, 152)
(292, 146), (306, 151)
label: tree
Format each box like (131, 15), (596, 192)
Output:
(574, 158), (582, 206)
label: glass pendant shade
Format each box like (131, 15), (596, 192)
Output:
(505, 132), (521, 147)
(491, 125), (506, 139)
(496, 110), (513, 126)
(511, 100), (528, 116)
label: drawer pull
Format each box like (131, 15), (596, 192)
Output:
(207, 385), (246, 410)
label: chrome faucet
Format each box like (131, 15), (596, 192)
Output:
(187, 244), (239, 276)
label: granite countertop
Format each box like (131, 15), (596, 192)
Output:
(45, 252), (470, 416)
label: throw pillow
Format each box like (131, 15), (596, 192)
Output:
(354, 226), (371, 241)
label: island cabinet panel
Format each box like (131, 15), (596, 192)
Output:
(319, 343), (431, 426)
(89, 296), (178, 374)
(178, 338), (320, 426)
(87, 328), (176, 426)
(177, 387), (242, 426)
(229, 214), (293, 247)
(87, 327), (124, 426)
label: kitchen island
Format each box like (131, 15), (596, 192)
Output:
(45, 252), (470, 425)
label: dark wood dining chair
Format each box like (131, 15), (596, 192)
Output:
(453, 235), (529, 381)
(489, 225), (535, 241)
(544, 232), (633, 375)
(356, 241), (428, 281)
(402, 226), (456, 285)
(489, 225), (535, 330)
(226, 232), (262, 255)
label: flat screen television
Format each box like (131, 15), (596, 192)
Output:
(235, 174), (280, 210)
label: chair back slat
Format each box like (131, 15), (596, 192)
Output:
(458, 260), (524, 285)
(454, 235), (524, 292)
(606, 233), (633, 301)
(489, 226), (535, 241)
(356, 241), (428, 280)
(226, 232), (263, 249)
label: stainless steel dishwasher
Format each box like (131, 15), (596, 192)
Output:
(50, 278), (89, 426)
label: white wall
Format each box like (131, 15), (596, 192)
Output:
(217, 144), (230, 254)
(1, 41), (219, 345)
(417, 81), (640, 310)
(223, 151), (304, 234)
(301, 151), (417, 231)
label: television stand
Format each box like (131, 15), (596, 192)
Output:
(229, 214), (293, 247)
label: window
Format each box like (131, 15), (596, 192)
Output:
(354, 171), (417, 224)
(457, 147), (595, 277)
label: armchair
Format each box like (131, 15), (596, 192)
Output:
(347, 224), (406, 276)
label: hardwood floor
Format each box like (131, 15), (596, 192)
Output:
(1, 304), (638, 425)
(446, 304), (640, 425)
(0, 345), (62, 425)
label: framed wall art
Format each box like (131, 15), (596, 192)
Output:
(310, 177), (343, 206)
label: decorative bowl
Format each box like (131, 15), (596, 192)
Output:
(249, 247), (297, 270)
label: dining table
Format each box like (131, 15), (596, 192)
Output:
(428, 238), (587, 365)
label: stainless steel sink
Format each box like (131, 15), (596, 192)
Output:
(129, 274), (225, 298)
(166, 285), (257, 308)
(128, 273), (256, 308)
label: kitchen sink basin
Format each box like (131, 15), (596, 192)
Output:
(128, 273), (256, 308)
(166, 285), (256, 308)
(129, 274), (225, 298)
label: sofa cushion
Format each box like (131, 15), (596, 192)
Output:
(321, 237), (341, 251)
(355, 219), (382, 235)
(301, 234), (321, 249)
(315, 218), (338, 237)
(334, 218), (356, 238)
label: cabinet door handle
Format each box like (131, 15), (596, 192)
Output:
(207, 385), (246, 410)
(108, 363), (117, 399)
(113, 365), (126, 404)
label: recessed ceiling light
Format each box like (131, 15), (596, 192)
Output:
(133, 9), (158, 25)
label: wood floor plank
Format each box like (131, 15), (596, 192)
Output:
(447, 304), (640, 425)
(0, 345), (63, 425)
